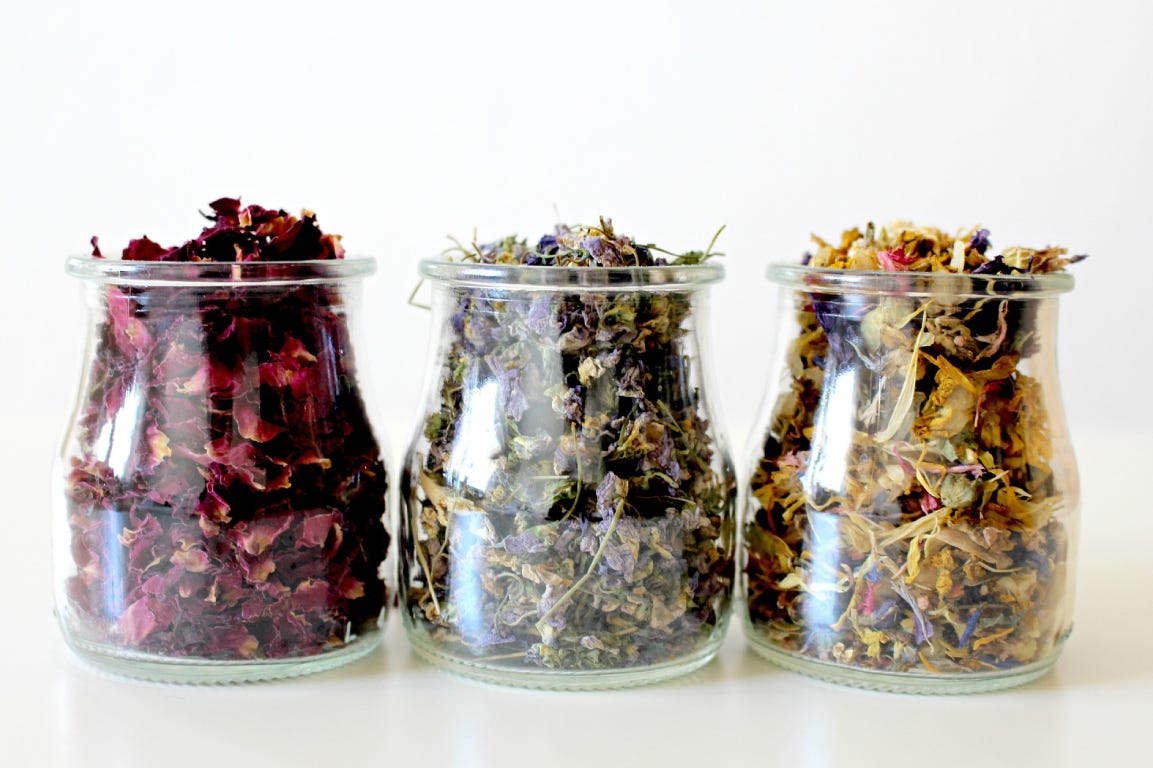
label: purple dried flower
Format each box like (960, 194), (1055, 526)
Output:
(595, 471), (628, 518)
(969, 228), (992, 254)
(537, 234), (558, 253)
(959, 608), (982, 647)
(972, 256), (1014, 275)
(583, 235), (616, 265)
(502, 531), (550, 555)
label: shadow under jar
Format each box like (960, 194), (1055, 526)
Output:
(401, 261), (736, 689)
(55, 258), (390, 683)
(742, 265), (1080, 694)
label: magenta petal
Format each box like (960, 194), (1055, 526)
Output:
(118, 598), (159, 645)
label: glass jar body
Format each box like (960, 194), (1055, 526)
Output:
(54, 260), (390, 683)
(401, 264), (736, 689)
(741, 267), (1079, 694)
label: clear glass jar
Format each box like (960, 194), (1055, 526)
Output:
(400, 261), (736, 689)
(55, 257), (390, 683)
(741, 265), (1079, 693)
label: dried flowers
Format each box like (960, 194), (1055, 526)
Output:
(402, 220), (735, 675)
(744, 221), (1082, 680)
(62, 199), (388, 662)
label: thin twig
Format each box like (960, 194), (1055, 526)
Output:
(534, 500), (624, 633)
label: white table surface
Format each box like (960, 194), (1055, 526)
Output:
(2, 432), (1148, 768)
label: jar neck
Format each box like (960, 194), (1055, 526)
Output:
(66, 256), (377, 287)
(419, 259), (724, 292)
(768, 263), (1074, 300)
(83, 277), (365, 313)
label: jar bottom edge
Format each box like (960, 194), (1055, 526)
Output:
(745, 629), (1060, 695)
(63, 632), (382, 685)
(406, 630), (723, 691)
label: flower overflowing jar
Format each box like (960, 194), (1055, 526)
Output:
(742, 222), (1083, 694)
(55, 199), (390, 683)
(401, 220), (736, 689)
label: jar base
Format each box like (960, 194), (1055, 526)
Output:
(63, 632), (382, 685)
(406, 629), (722, 691)
(744, 628), (1060, 694)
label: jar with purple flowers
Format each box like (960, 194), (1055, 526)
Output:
(400, 222), (736, 689)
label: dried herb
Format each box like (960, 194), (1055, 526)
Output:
(402, 220), (735, 672)
(63, 199), (388, 660)
(744, 222), (1083, 676)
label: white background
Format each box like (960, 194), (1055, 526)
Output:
(2, 2), (1151, 767)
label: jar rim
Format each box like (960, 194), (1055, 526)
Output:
(418, 259), (724, 289)
(766, 263), (1075, 298)
(65, 256), (377, 286)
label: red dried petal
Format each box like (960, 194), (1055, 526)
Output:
(299, 513), (334, 548)
(107, 290), (153, 356)
(292, 579), (332, 613)
(197, 484), (231, 523)
(234, 515), (293, 556)
(234, 399), (287, 443)
(118, 598), (159, 645)
(143, 424), (172, 470)
(877, 246), (913, 271)
(339, 573), (366, 600)
(169, 548), (210, 573)
(119, 515), (163, 568)
(240, 553), (277, 583)
(122, 236), (170, 261)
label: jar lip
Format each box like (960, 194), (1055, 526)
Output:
(65, 255), (377, 285)
(418, 259), (724, 289)
(766, 263), (1075, 298)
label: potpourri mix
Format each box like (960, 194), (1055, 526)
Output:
(62, 199), (388, 661)
(744, 222), (1083, 677)
(402, 220), (735, 673)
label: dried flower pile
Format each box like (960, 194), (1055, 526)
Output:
(744, 222), (1082, 676)
(63, 199), (388, 660)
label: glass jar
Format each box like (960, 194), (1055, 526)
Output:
(741, 265), (1079, 693)
(55, 257), (390, 683)
(400, 261), (736, 689)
